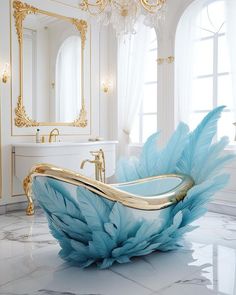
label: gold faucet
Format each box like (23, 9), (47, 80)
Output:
(49, 128), (60, 143)
(80, 149), (106, 182)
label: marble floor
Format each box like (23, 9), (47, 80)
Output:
(0, 210), (236, 295)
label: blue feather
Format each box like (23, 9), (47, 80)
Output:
(155, 122), (189, 174)
(116, 156), (141, 182)
(50, 214), (91, 243)
(99, 258), (115, 269)
(70, 240), (91, 261)
(177, 106), (225, 181)
(104, 202), (133, 243)
(116, 256), (131, 264)
(194, 136), (227, 181)
(116, 132), (161, 182)
(89, 231), (116, 258)
(193, 136), (233, 183)
(171, 174), (229, 218)
(139, 132), (160, 177)
(112, 219), (163, 258)
(77, 186), (110, 231)
(33, 178), (81, 217)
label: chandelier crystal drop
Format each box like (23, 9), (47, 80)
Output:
(79, 0), (167, 35)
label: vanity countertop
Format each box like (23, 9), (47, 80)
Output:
(13, 140), (118, 148)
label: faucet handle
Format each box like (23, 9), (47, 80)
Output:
(90, 150), (100, 156)
(90, 149), (104, 155)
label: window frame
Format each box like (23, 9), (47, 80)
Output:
(189, 2), (234, 141)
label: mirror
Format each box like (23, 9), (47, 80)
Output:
(13, 0), (88, 127)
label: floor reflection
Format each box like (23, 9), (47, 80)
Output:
(0, 210), (236, 295)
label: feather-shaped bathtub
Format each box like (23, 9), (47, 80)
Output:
(24, 106), (235, 268)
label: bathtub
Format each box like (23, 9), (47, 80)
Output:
(23, 163), (194, 268)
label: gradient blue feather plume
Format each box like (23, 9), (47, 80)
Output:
(116, 123), (189, 181)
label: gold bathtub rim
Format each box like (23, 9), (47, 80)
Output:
(23, 163), (195, 215)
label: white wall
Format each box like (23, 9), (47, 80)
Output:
(99, 25), (118, 142)
(0, 0), (116, 206)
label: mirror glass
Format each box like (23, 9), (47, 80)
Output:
(23, 14), (82, 123)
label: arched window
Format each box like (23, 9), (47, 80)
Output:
(130, 28), (158, 144)
(175, 0), (236, 143)
(55, 35), (81, 122)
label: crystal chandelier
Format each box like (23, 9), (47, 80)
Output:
(79, 0), (167, 35)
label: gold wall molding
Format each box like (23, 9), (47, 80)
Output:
(72, 19), (87, 50)
(14, 97), (39, 127)
(13, 0), (88, 128)
(73, 106), (87, 127)
(13, 1), (38, 44)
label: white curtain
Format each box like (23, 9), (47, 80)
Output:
(225, 0), (236, 120)
(118, 19), (151, 156)
(175, 0), (214, 124)
(55, 35), (81, 122)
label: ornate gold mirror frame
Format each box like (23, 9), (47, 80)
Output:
(13, 0), (88, 127)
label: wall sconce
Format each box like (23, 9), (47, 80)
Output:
(166, 56), (175, 64)
(157, 58), (165, 65)
(157, 56), (175, 65)
(2, 63), (10, 83)
(101, 79), (112, 94)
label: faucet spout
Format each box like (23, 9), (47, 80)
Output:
(80, 159), (92, 169)
(49, 128), (60, 143)
(80, 149), (106, 182)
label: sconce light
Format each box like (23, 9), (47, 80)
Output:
(166, 56), (175, 64)
(2, 63), (10, 83)
(157, 56), (175, 65)
(157, 58), (165, 65)
(101, 79), (112, 94)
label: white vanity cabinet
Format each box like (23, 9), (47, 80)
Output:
(13, 141), (118, 183)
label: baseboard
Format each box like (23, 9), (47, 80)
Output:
(0, 201), (28, 215)
(0, 205), (6, 215)
(208, 200), (236, 217)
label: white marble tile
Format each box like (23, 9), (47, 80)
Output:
(0, 211), (56, 262)
(0, 210), (236, 295)
(154, 246), (236, 295)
